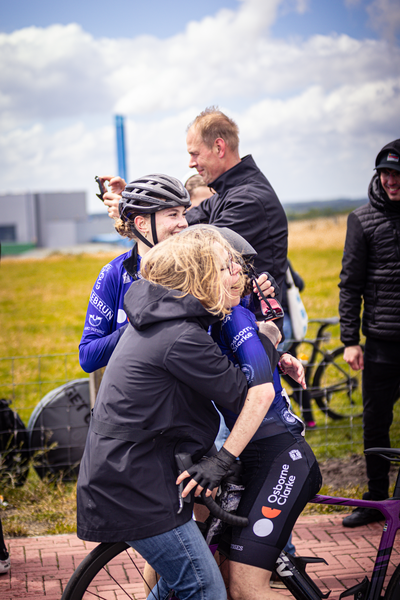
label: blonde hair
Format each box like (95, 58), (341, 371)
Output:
(187, 106), (239, 153)
(141, 227), (244, 316)
(114, 217), (139, 240)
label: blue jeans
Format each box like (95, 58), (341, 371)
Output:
(127, 518), (226, 600)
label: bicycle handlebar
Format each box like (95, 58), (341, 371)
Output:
(365, 447), (400, 462)
(308, 317), (339, 326)
(175, 452), (249, 528)
(201, 491), (249, 527)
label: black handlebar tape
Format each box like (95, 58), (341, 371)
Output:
(201, 491), (249, 527)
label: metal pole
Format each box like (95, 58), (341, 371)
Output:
(115, 115), (127, 182)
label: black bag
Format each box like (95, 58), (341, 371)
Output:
(0, 398), (30, 486)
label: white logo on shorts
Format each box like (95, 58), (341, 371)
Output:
(289, 449), (302, 461)
(253, 518), (274, 537)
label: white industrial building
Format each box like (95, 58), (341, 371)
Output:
(0, 191), (116, 250)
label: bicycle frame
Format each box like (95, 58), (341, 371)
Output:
(277, 475), (400, 600)
(300, 319), (339, 387)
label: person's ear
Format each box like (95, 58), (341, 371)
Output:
(134, 215), (150, 236)
(214, 137), (226, 158)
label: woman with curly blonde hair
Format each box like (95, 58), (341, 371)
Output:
(78, 226), (273, 600)
(141, 226), (245, 317)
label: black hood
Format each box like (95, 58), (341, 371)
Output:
(123, 278), (219, 331)
(368, 173), (400, 215)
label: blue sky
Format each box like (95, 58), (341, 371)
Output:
(0, 0), (398, 213)
(0, 0), (382, 40)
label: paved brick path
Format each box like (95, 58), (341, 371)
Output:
(1, 514), (399, 599)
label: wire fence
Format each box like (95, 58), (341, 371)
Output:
(0, 345), (370, 486)
(0, 353), (89, 483)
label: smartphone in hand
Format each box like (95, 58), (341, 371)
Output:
(95, 176), (106, 201)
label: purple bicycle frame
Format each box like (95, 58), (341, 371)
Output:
(309, 494), (400, 600)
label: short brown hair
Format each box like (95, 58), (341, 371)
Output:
(141, 227), (244, 317)
(185, 174), (208, 195)
(188, 106), (239, 152)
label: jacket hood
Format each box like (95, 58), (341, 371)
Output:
(369, 173), (400, 215)
(123, 278), (219, 330)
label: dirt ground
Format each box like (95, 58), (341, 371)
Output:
(318, 453), (398, 490)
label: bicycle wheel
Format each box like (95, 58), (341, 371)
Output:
(61, 541), (152, 600)
(312, 346), (363, 420)
(385, 563), (400, 600)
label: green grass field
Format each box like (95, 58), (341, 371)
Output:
(1, 223), (399, 535)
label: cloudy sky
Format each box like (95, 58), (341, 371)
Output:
(0, 0), (399, 213)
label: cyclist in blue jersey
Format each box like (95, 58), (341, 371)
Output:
(79, 174), (190, 373)
(79, 176), (277, 374)
(178, 228), (321, 600)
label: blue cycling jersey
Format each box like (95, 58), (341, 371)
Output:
(79, 249), (141, 373)
(211, 304), (303, 441)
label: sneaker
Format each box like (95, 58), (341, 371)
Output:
(342, 507), (384, 528)
(0, 556), (10, 574)
(305, 421), (317, 430)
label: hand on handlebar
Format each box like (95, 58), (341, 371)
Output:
(176, 447), (236, 498)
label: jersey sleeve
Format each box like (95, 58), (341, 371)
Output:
(165, 327), (248, 415)
(220, 306), (277, 388)
(79, 263), (125, 373)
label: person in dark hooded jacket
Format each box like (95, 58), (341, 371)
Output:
(339, 139), (400, 528)
(77, 227), (284, 600)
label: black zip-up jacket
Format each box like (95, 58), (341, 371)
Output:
(77, 279), (248, 542)
(339, 174), (400, 345)
(186, 155), (288, 297)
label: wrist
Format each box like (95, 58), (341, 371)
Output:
(278, 361), (286, 375)
(219, 446), (236, 464)
(278, 353), (289, 374)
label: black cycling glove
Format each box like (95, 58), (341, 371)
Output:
(186, 447), (236, 492)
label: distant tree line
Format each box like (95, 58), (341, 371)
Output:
(283, 198), (367, 221)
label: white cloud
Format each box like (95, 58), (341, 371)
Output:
(367, 0), (400, 43)
(0, 13), (396, 123)
(0, 0), (398, 209)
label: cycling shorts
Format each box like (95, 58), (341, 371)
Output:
(219, 431), (321, 571)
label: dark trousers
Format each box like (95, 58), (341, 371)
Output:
(363, 357), (400, 500)
(0, 518), (7, 559)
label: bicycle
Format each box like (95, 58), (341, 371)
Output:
(61, 447), (400, 600)
(284, 317), (363, 421)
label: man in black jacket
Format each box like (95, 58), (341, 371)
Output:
(185, 106), (288, 312)
(339, 139), (400, 527)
